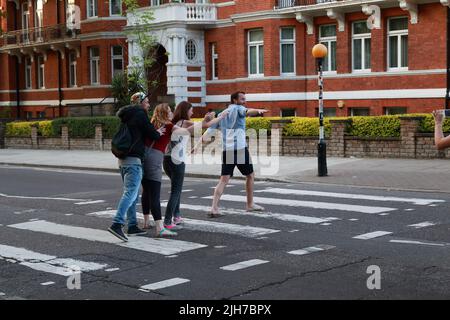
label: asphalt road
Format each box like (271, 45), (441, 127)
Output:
(1, 165), (450, 300)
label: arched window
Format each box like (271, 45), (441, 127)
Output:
(185, 40), (197, 61)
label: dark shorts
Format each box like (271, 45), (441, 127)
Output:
(221, 147), (254, 177)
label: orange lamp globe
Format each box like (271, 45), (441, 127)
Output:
(312, 44), (328, 59)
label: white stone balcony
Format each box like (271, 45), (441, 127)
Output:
(128, 3), (217, 28)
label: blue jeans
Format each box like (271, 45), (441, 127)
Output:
(113, 164), (143, 227)
(163, 156), (185, 225)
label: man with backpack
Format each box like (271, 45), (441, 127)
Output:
(108, 92), (165, 242)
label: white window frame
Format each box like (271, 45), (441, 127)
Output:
(87, 0), (98, 18)
(248, 29), (264, 77)
(22, 3), (30, 43)
(352, 21), (371, 73)
(349, 108), (370, 117)
(69, 51), (77, 87)
(111, 45), (124, 77)
(25, 57), (32, 89)
(280, 27), (296, 76)
(90, 47), (100, 85)
(110, 0), (122, 16)
(387, 17), (408, 71)
(150, 0), (160, 6)
(319, 24), (337, 74)
(37, 55), (45, 89)
(211, 43), (218, 80)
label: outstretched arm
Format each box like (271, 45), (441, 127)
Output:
(246, 108), (269, 117)
(433, 110), (450, 150)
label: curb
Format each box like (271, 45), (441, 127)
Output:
(0, 162), (288, 183)
(2, 162), (449, 194)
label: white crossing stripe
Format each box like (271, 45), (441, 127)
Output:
(140, 278), (190, 291)
(40, 282), (55, 286)
(204, 195), (397, 214)
(255, 188), (445, 206)
(353, 231), (393, 240)
(88, 208), (280, 238)
(161, 202), (339, 225)
(8, 220), (207, 256)
(408, 222), (436, 229)
(390, 240), (448, 247)
(288, 244), (336, 256)
(0, 244), (107, 276)
(0, 193), (87, 202)
(74, 200), (105, 205)
(220, 259), (269, 271)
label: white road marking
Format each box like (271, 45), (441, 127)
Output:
(389, 240), (448, 247)
(408, 222), (436, 229)
(220, 259), (269, 271)
(64, 214), (73, 216)
(353, 231), (393, 240)
(379, 213), (390, 216)
(320, 223), (331, 226)
(166, 255), (178, 258)
(188, 196), (198, 199)
(40, 282), (55, 286)
(0, 193), (87, 202)
(161, 202), (338, 225)
(289, 230), (299, 233)
(257, 237), (268, 240)
(28, 219), (39, 222)
(288, 245), (336, 256)
(105, 268), (120, 272)
(214, 246), (227, 249)
(205, 195), (397, 214)
(348, 219), (359, 221)
(88, 208), (280, 238)
(0, 244), (107, 276)
(405, 209), (415, 211)
(74, 200), (105, 205)
(182, 190), (193, 193)
(8, 220), (207, 256)
(0, 292), (5, 296)
(256, 188), (445, 206)
(140, 278), (190, 291)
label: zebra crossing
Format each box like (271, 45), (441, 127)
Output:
(0, 184), (448, 296)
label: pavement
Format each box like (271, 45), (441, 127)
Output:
(2, 148), (450, 192)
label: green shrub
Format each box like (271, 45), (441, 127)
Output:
(347, 116), (401, 138)
(5, 121), (35, 137)
(38, 121), (54, 137)
(51, 117), (120, 138)
(416, 114), (450, 133)
(283, 117), (332, 137)
(246, 117), (272, 132)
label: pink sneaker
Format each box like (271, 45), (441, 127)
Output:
(173, 217), (183, 225)
(164, 223), (182, 231)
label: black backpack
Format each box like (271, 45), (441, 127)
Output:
(111, 123), (139, 159)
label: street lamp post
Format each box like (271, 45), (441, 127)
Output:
(312, 44), (328, 177)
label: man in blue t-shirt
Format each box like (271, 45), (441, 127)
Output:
(195, 91), (268, 218)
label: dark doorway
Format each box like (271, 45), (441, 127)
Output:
(146, 44), (170, 107)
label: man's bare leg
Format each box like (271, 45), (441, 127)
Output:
(245, 172), (255, 210)
(245, 172), (264, 211)
(211, 175), (230, 215)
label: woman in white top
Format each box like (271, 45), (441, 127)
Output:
(162, 101), (195, 229)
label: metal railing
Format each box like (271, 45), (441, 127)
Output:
(1, 24), (80, 47)
(276, 0), (343, 9)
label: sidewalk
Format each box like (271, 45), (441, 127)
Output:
(1, 148), (450, 192)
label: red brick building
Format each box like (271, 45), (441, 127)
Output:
(0, 0), (127, 119)
(1, 0), (449, 119)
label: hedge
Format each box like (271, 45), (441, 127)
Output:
(5, 114), (450, 139)
(51, 117), (120, 139)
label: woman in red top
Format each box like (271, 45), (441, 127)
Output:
(141, 103), (227, 237)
